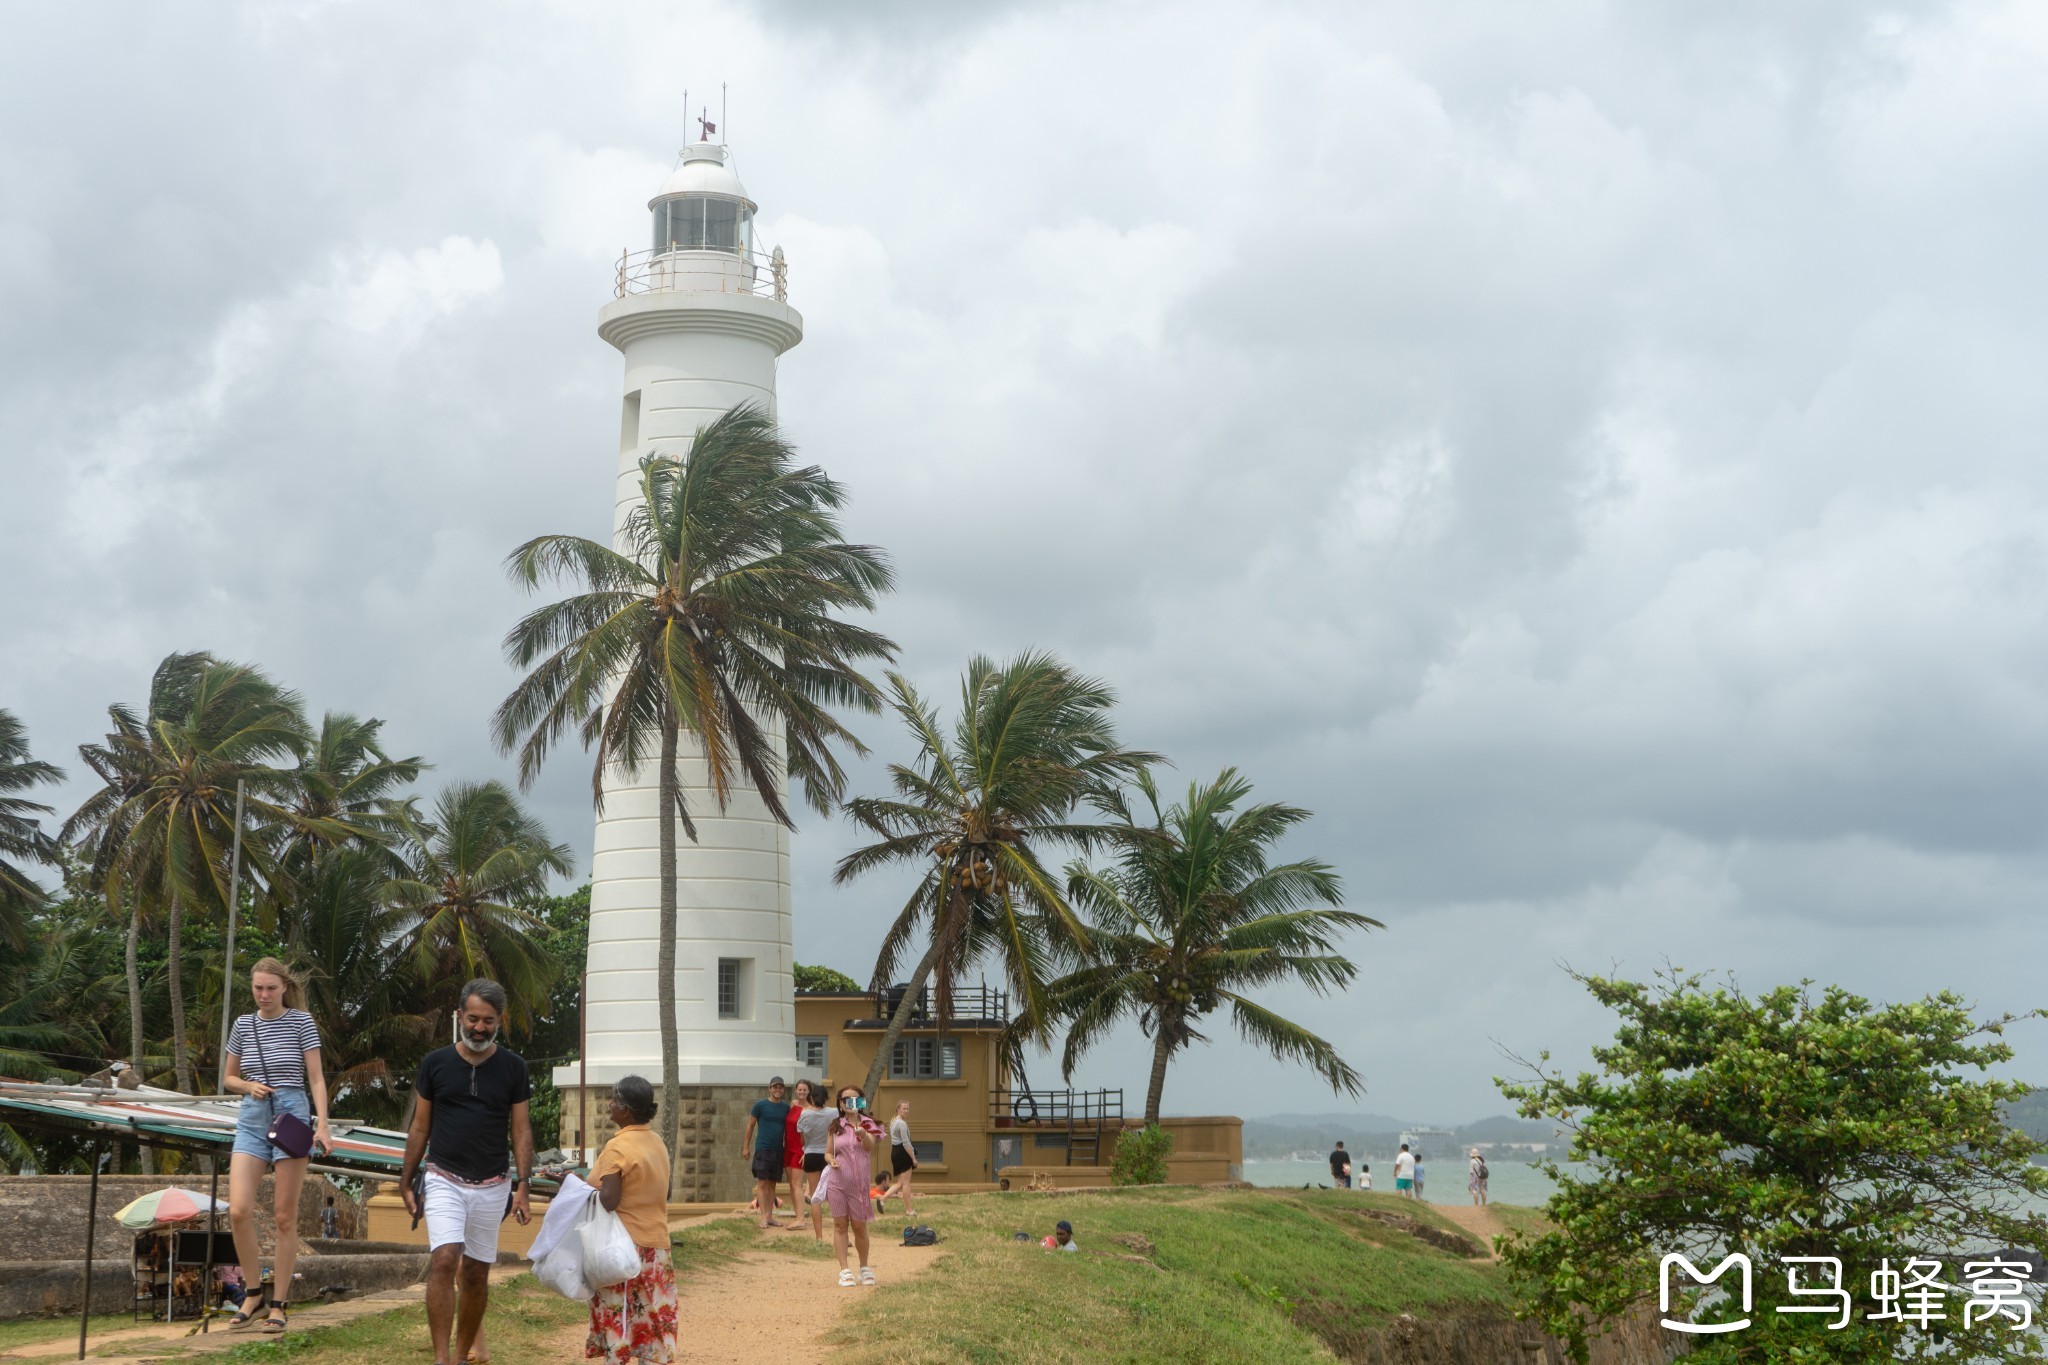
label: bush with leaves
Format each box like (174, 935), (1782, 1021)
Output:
(1111, 1123), (1174, 1186)
(794, 962), (861, 994)
(1497, 968), (2048, 1363)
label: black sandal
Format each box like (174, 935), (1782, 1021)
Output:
(261, 1301), (289, 1334)
(226, 1286), (269, 1330)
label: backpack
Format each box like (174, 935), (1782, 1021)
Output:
(902, 1225), (938, 1247)
(1475, 1158), (1489, 1180)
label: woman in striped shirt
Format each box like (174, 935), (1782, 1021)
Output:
(222, 957), (332, 1334)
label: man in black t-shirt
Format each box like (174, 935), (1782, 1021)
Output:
(1329, 1141), (1352, 1188)
(399, 980), (533, 1365)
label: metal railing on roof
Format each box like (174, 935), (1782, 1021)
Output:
(614, 245), (787, 302)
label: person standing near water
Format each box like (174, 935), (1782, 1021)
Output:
(398, 979), (534, 1365)
(1468, 1148), (1489, 1206)
(1328, 1141), (1352, 1189)
(1413, 1154), (1427, 1201)
(1393, 1143), (1416, 1199)
(223, 958), (332, 1335)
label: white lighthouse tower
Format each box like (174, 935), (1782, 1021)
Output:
(555, 133), (804, 1201)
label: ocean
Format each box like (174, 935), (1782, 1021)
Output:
(1241, 1156), (1568, 1207)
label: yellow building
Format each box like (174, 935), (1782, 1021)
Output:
(793, 986), (1243, 1189)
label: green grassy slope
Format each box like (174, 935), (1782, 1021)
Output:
(832, 1186), (1515, 1364)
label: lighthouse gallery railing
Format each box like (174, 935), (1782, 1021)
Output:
(614, 245), (788, 303)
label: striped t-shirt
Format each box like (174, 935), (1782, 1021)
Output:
(226, 1009), (321, 1088)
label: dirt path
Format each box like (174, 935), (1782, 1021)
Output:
(542, 1225), (940, 1363)
(1432, 1202), (1509, 1258)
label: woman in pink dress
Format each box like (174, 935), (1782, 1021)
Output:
(825, 1084), (879, 1287)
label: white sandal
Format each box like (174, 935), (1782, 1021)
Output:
(859, 1266), (877, 1285)
(838, 1268), (856, 1287)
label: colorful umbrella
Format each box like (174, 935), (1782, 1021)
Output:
(114, 1187), (231, 1229)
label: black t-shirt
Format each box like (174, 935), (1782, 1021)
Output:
(1329, 1148), (1350, 1175)
(416, 1045), (531, 1183)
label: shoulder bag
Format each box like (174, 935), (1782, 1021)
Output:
(246, 1012), (317, 1160)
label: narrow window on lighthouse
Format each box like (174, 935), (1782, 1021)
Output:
(717, 958), (750, 1019)
(620, 391), (641, 454)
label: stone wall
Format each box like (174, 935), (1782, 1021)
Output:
(0, 1173), (363, 1265)
(0, 1244), (433, 1319)
(557, 1082), (762, 1203)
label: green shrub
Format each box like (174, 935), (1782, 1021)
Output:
(794, 962), (861, 993)
(1111, 1123), (1175, 1185)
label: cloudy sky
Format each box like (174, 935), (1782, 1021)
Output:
(6, 1), (2048, 1124)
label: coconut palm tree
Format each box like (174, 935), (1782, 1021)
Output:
(0, 708), (63, 949)
(279, 845), (433, 1124)
(64, 653), (314, 1093)
(385, 780), (570, 1036)
(835, 652), (1158, 1101)
(271, 713), (426, 883)
(494, 404), (895, 1167)
(1027, 768), (1376, 1124)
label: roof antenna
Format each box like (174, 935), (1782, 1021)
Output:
(681, 87), (689, 154)
(722, 82), (728, 144)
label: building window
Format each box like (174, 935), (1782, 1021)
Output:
(887, 1036), (960, 1080)
(620, 390), (640, 453)
(796, 1036), (827, 1070)
(912, 1141), (943, 1165)
(717, 958), (748, 1019)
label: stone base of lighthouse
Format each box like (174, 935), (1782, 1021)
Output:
(556, 1083), (769, 1203)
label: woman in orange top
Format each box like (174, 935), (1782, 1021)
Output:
(585, 1076), (677, 1365)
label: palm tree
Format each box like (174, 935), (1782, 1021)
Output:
(494, 404), (895, 1168)
(835, 652), (1158, 1101)
(1029, 768), (1376, 1124)
(272, 713), (426, 885)
(385, 780), (570, 1036)
(64, 653), (313, 1093)
(0, 709), (63, 949)
(279, 845), (434, 1124)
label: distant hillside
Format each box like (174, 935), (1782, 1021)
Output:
(2007, 1088), (2048, 1143)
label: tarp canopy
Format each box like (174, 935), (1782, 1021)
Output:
(0, 1081), (412, 1179)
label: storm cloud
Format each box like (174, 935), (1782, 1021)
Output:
(5, 0), (2047, 1120)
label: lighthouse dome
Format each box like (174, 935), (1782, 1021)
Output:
(649, 142), (758, 256)
(650, 142), (754, 209)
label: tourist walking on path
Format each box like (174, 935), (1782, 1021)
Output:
(882, 1101), (919, 1217)
(223, 958), (332, 1335)
(796, 1083), (834, 1240)
(1328, 1141), (1352, 1189)
(742, 1077), (792, 1229)
(782, 1081), (812, 1228)
(584, 1076), (677, 1365)
(1468, 1148), (1489, 1206)
(398, 980), (534, 1365)
(826, 1085), (879, 1286)
(1393, 1143), (1416, 1199)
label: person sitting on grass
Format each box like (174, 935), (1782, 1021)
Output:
(1040, 1220), (1077, 1251)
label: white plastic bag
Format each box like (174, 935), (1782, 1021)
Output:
(579, 1205), (642, 1288)
(533, 1238), (591, 1301)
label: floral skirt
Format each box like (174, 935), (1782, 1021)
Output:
(586, 1244), (677, 1365)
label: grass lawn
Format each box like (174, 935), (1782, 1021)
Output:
(829, 1185), (1517, 1364)
(176, 1277), (586, 1363)
(0, 1313), (132, 1351)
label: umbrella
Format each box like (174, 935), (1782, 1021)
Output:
(114, 1187), (231, 1229)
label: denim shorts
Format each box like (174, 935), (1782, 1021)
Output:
(233, 1087), (311, 1163)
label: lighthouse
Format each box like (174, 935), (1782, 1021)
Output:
(554, 134), (805, 1202)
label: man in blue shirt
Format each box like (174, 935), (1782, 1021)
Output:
(741, 1076), (791, 1229)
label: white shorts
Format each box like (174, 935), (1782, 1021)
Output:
(423, 1171), (507, 1263)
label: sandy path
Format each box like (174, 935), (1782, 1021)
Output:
(543, 1223), (940, 1363)
(1431, 1202), (1509, 1258)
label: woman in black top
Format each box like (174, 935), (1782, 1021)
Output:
(221, 958), (331, 1333)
